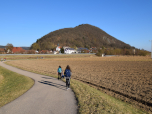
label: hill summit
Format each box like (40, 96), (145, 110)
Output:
(31, 24), (133, 50)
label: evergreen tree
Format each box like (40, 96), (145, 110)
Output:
(60, 47), (64, 53)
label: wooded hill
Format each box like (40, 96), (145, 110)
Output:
(31, 24), (134, 50)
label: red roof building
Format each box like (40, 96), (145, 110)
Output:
(12, 47), (25, 54)
(0, 48), (5, 54)
(41, 50), (50, 54)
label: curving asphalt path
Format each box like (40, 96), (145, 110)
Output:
(0, 62), (77, 114)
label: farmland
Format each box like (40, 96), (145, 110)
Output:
(6, 55), (152, 112)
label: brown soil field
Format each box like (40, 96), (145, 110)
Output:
(6, 56), (152, 112)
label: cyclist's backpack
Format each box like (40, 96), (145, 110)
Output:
(58, 68), (62, 73)
(65, 69), (71, 77)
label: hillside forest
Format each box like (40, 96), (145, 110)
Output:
(30, 24), (149, 56)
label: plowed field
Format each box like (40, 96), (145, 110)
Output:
(7, 56), (152, 112)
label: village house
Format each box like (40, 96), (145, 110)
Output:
(12, 47), (25, 54)
(77, 47), (89, 53)
(54, 45), (78, 54)
(64, 48), (77, 54)
(55, 43), (61, 52)
(89, 47), (97, 53)
(6, 49), (11, 53)
(53, 44), (61, 54)
(56, 46), (61, 52)
(63, 46), (70, 50)
(0, 48), (6, 54)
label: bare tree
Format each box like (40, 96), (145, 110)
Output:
(5, 43), (13, 53)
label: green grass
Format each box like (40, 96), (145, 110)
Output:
(0, 66), (34, 107)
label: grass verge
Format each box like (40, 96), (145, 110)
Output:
(5, 62), (148, 114)
(70, 79), (147, 114)
(0, 66), (34, 108)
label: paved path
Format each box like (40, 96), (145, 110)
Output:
(0, 62), (77, 114)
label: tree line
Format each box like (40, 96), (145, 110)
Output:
(96, 48), (150, 56)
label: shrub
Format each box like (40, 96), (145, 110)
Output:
(139, 50), (147, 56)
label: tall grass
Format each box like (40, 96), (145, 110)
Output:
(0, 66), (34, 107)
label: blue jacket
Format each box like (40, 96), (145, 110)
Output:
(57, 68), (62, 73)
(64, 69), (71, 77)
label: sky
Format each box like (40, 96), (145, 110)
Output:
(0, 0), (152, 51)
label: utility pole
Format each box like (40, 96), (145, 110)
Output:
(151, 40), (152, 59)
(150, 40), (152, 59)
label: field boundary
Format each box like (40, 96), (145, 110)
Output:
(0, 53), (96, 56)
(72, 77), (152, 111)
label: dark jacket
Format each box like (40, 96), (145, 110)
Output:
(64, 69), (71, 77)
